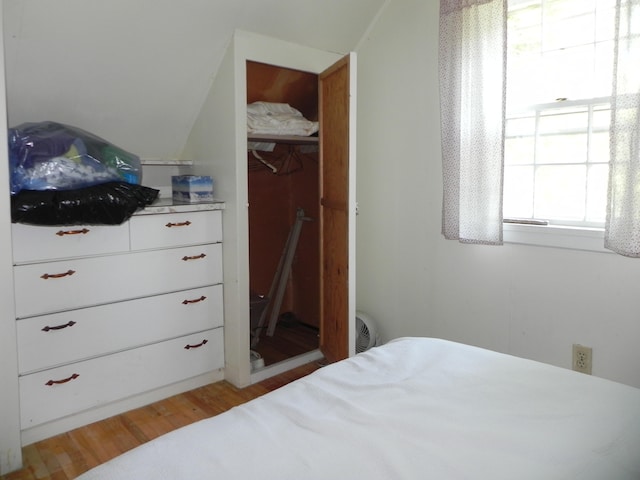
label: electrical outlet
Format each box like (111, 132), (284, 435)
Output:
(572, 344), (592, 375)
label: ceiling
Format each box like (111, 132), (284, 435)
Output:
(2, 0), (386, 160)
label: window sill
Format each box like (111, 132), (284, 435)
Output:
(503, 223), (610, 254)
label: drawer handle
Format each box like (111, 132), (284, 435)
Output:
(184, 339), (208, 350)
(41, 269), (76, 280)
(182, 253), (206, 261)
(182, 295), (207, 305)
(56, 228), (90, 236)
(42, 321), (77, 332)
(166, 221), (192, 228)
(45, 373), (79, 386)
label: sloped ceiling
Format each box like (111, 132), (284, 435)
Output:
(2, 0), (385, 160)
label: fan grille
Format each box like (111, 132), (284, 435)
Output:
(355, 316), (372, 353)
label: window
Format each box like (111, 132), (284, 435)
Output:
(503, 0), (617, 229)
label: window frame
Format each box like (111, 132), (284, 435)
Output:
(503, 95), (612, 229)
(502, 0), (616, 251)
(503, 222), (609, 253)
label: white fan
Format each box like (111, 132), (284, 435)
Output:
(355, 311), (379, 353)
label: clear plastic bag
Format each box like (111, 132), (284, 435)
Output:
(9, 121), (141, 195)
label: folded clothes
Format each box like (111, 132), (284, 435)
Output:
(12, 122), (77, 169)
(16, 155), (121, 192)
(247, 102), (318, 137)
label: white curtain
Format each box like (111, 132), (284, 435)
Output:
(439, 0), (507, 245)
(605, 0), (640, 257)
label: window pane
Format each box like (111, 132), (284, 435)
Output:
(539, 109), (587, 132)
(506, 137), (535, 165)
(586, 164), (609, 223)
(504, 165), (534, 218)
(594, 41), (614, 97)
(505, 116), (536, 166)
(507, 54), (544, 106)
(506, 116), (536, 136)
(590, 131), (610, 163)
(595, 1), (617, 42)
(534, 164), (586, 220)
(543, 0), (594, 22)
(542, 0), (600, 18)
(543, 6), (595, 51)
(592, 106), (611, 130)
(538, 133), (587, 164)
(541, 45), (596, 100)
(509, 22), (542, 53)
(537, 109), (588, 164)
(509, 0), (542, 28)
(507, 2), (543, 105)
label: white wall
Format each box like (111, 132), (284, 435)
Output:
(355, 0), (640, 388)
(3, 0), (384, 162)
(0, 3), (22, 472)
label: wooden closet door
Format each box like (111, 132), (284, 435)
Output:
(319, 53), (356, 363)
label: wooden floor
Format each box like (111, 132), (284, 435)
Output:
(1, 362), (321, 480)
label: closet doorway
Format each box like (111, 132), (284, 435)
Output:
(247, 61), (321, 369)
(246, 53), (355, 375)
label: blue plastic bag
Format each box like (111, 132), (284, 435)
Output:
(9, 121), (141, 195)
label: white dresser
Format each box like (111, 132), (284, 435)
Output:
(11, 201), (225, 444)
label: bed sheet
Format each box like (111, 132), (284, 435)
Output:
(77, 337), (640, 479)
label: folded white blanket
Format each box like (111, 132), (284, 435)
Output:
(247, 101), (318, 136)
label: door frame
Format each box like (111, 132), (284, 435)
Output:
(188, 30), (355, 387)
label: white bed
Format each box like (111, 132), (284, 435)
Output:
(77, 337), (640, 479)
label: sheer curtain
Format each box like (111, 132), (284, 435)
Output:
(439, 0), (507, 245)
(605, 0), (640, 257)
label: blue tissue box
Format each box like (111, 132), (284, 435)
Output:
(172, 175), (214, 203)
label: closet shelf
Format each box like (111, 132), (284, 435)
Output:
(248, 134), (318, 145)
(141, 159), (194, 166)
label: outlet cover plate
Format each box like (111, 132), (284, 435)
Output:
(572, 344), (592, 375)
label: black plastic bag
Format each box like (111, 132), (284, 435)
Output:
(11, 181), (159, 226)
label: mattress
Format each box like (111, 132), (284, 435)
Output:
(77, 337), (640, 479)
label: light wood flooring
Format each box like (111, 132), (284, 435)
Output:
(1, 362), (321, 480)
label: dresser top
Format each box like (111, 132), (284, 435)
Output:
(136, 198), (225, 215)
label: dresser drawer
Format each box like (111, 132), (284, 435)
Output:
(17, 284), (223, 374)
(12, 222), (130, 263)
(14, 243), (223, 318)
(130, 210), (222, 250)
(19, 328), (224, 428)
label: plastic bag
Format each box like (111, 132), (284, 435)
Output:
(11, 181), (159, 226)
(9, 121), (141, 195)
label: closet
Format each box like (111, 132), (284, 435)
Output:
(184, 31), (357, 387)
(246, 61), (321, 368)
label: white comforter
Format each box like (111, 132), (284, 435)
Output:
(77, 338), (640, 479)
